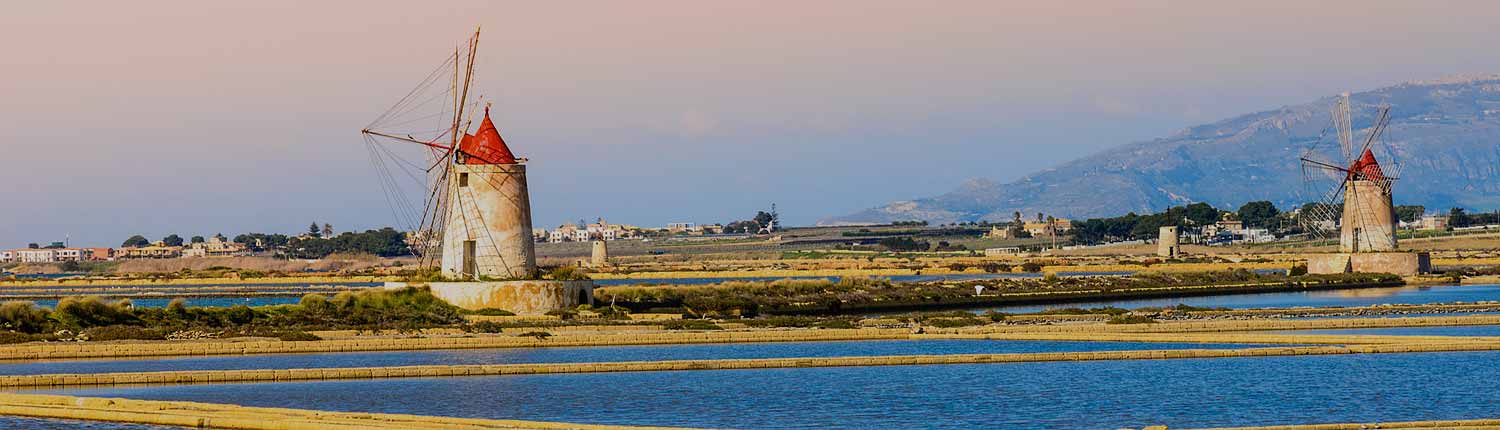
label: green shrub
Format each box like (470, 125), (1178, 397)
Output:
(516, 331), (552, 339)
(546, 266), (592, 281)
(464, 321), (507, 333)
(925, 317), (987, 328)
(52, 297), (136, 329)
(83, 325), (166, 341)
(741, 316), (817, 328)
(225, 305), (257, 325)
(813, 319), (857, 329)
(276, 331), (322, 342)
(1289, 265), (1308, 276)
(166, 298), (188, 316)
(470, 308), (515, 316)
(0, 301), (51, 333)
(0, 331), (37, 345)
(662, 320), (723, 330)
(1019, 262), (1043, 273)
(982, 310), (1009, 322)
(1106, 314), (1156, 325)
(980, 263), (1011, 273)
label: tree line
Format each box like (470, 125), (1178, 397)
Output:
(118, 223), (410, 259)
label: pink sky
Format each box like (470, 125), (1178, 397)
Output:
(3, 1), (1499, 246)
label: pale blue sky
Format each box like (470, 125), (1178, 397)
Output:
(3, 1), (1499, 246)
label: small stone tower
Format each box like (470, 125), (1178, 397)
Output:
(1157, 226), (1179, 258)
(440, 108), (537, 280)
(591, 240), (609, 267)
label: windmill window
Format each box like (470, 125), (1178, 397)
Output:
(459, 173), (469, 187)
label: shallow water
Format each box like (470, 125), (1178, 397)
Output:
(983, 283), (1500, 314)
(30, 351), (1500, 429)
(25, 296), (303, 308)
(0, 282), (377, 308)
(0, 339), (1263, 376)
(0, 416), (178, 429)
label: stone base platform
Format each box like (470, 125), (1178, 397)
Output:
(1307, 252), (1431, 276)
(386, 280), (594, 315)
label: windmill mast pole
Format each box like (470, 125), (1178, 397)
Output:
(454, 27), (481, 147)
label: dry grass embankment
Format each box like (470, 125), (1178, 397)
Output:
(0, 393), (679, 430)
(4, 313), (1499, 361)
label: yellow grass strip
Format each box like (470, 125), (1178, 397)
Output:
(0, 328), (912, 361)
(0, 392), (683, 430)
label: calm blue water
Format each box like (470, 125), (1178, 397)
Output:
(0, 417), (176, 429)
(25, 297), (302, 308)
(1280, 325), (1500, 337)
(0, 282), (376, 308)
(0, 340), (1266, 376)
(0, 282), (379, 290)
(30, 351), (1500, 429)
(984, 283), (1500, 314)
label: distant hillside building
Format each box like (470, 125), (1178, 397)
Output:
(181, 236), (249, 258)
(985, 225), (1016, 239)
(1023, 219), (1072, 237)
(117, 242), (183, 259)
(1418, 214), (1450, 231)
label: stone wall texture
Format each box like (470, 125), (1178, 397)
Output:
(393, 280), (594, 315)
(1307, 252), (1430, 275)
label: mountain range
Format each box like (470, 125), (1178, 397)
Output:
(822, 74), (1500, 225)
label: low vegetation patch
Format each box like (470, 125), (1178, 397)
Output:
(662, 320), (724, 330)
(0, 287), (465, 344)
(1106, 314), (1157, 324)
(598, 270), (1399, 316)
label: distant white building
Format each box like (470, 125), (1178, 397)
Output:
(11, 248), (86, 263)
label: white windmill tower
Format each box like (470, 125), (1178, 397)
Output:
(1299, 93), (1428, 275)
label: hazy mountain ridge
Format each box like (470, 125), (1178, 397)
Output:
(823, 75), (1500, 225)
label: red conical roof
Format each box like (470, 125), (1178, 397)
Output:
(459, 107), (518, 164)
(1347, 148), (1385, 182)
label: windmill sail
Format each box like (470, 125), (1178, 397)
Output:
(361, 29), (488, 268)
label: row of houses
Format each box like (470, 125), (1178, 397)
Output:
(0, 247), (111, 263)
(535, 219), (734, 243)
(2, 237), (250, 263)
(537, 219), (641, 243)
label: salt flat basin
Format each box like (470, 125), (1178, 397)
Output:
(0, 339), (1270, 376)
(1275, 324), (1500, 337)
(980, 283), (1500, 314)
(28, 351), (1500, 429)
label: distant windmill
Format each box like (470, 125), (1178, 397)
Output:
(1298, 92), (1404, 252)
